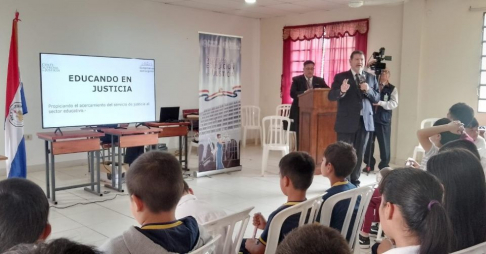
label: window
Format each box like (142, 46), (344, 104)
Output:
(478, 13), (486, 112)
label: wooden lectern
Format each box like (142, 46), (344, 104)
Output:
(298, 88), (337, 171)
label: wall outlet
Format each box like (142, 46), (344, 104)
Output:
(24, 134), (33, 141)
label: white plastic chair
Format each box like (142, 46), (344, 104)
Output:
(318, 185), (375, 251)
(452, 241), (486, 254)
(188, 234), (221, 254)
(264, 195), (324, 254)
(202, 206), (254, 254)
(241, 106), (262, 147)
(275, 104), (291, 117)
(261, 116), (291, 176)
(412, 118), (440, 160)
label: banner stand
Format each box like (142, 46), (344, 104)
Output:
(197, 32), (242, 177)
(194, 166), (242, 178)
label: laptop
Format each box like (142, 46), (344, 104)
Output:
(159, 107), (180, 123)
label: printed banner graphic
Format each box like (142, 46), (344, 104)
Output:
(198, 33), (241, 173)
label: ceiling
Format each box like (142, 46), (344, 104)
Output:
(145, 0), (401, 19)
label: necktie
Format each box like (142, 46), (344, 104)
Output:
(355, 74), (360, 87)
(307, 78), (312, 89)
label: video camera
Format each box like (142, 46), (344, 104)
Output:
(370, 47), (392, 76)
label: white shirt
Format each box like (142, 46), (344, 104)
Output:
(176, 194), (227, 223)
(305, 76), (313, 89)
(384, 245), (420, 254)
(475, 136), (486, 150)
(378, 84), (399, 110)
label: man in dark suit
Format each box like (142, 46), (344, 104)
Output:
(328, 51), (380, 186)
(289, 60), (328, 150)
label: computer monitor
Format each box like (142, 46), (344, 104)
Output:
(159, 107), (180, 122)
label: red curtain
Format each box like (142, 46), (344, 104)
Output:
(281, 19), (368, 104)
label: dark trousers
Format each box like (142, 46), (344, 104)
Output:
(337, 118), (369, 186)
(364, 123), (391, 170)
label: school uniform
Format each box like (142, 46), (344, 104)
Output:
(317, 181), (358, 241)
(383, 245), (420, 254)
(100, 216), (211, 254)
(239, 201), (305, 254)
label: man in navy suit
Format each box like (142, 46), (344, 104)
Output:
(328, 51), (380, 186)
(289, 60), (329, 150)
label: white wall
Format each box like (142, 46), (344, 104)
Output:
(260, 4), (404, 163)
(0, 0), (260, 171)
(261, 0), (486, 165)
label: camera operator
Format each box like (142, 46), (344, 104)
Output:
(363, 61), (398, 172)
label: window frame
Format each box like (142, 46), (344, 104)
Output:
(478, 12), (486, 112)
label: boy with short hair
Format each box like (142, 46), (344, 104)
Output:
(448, 102), (475, 127)
(318, 141), (358, 239)
(0, 178), (51, 253)
(240, 152), (315, 254)
(101, 151), (211, 254)
(276, 224), (351, 254)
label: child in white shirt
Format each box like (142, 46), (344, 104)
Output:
(409, 118), (462, 170)
(378, 168), (452, 254)
(465, 118), (486, 150)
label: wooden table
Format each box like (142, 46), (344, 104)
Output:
(145, 122), (190, 170)
(37, 130), (105, 204)
(102, 127), (162, 192)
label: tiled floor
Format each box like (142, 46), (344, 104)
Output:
(2, 145), (379, 253)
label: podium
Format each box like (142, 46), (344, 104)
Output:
(298, 88), (337, 170)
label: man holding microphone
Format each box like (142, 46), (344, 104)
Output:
(328, 51), (380, 187)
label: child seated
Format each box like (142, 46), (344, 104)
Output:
(100, 151), (211, 254)
(240, 152), (315, 254)
(0, 178), (51, 253)
(359, 168), (392, 249)
(465, 117), (486, 149)
(318, 141), (358, 239)
(276, 224), (351, 254)
(378, 168), (452, 254)
(410, 118), (462, 170)
(5, 238), (101, 254)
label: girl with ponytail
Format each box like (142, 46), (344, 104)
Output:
(378, 168), (452, 254)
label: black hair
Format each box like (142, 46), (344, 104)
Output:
(350, 50), (364, 60)
(449, 103), (474, 126)
(0, 178), (50, 253)
(433, 118), (461, 145)
(303, 60), (315, 67)
(323, 141), (357, 178)
(4, 238), (101, 254)
(427, 149), (486, 251)
(276, 224), (351, 254)
(439, 139), (480, 160)
(127, 151), (183, 213)
(278, 152), (315, 191)
(379, 168), (452, 254)
(466, 117), (479, 128)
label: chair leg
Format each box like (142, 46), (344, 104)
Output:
(376, 223), (384, 242)
(261, 147), (269, 177)
(242, 128), (247, 148)
(412, 147), (418, 160)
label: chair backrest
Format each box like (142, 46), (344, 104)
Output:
(202, 207), (254, 254)
(264, 195), (323, 254)
(420, 118), (440, 129)
(318, 185), (375, 251)
(188, 234), (222, 254)
(452, 241), (486, 254)
(241, 106), (261, 127)
(262, 116), (291, 147)
(276, 104), (291, 117)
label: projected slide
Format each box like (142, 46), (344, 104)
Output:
(40, 54), (156, 128)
